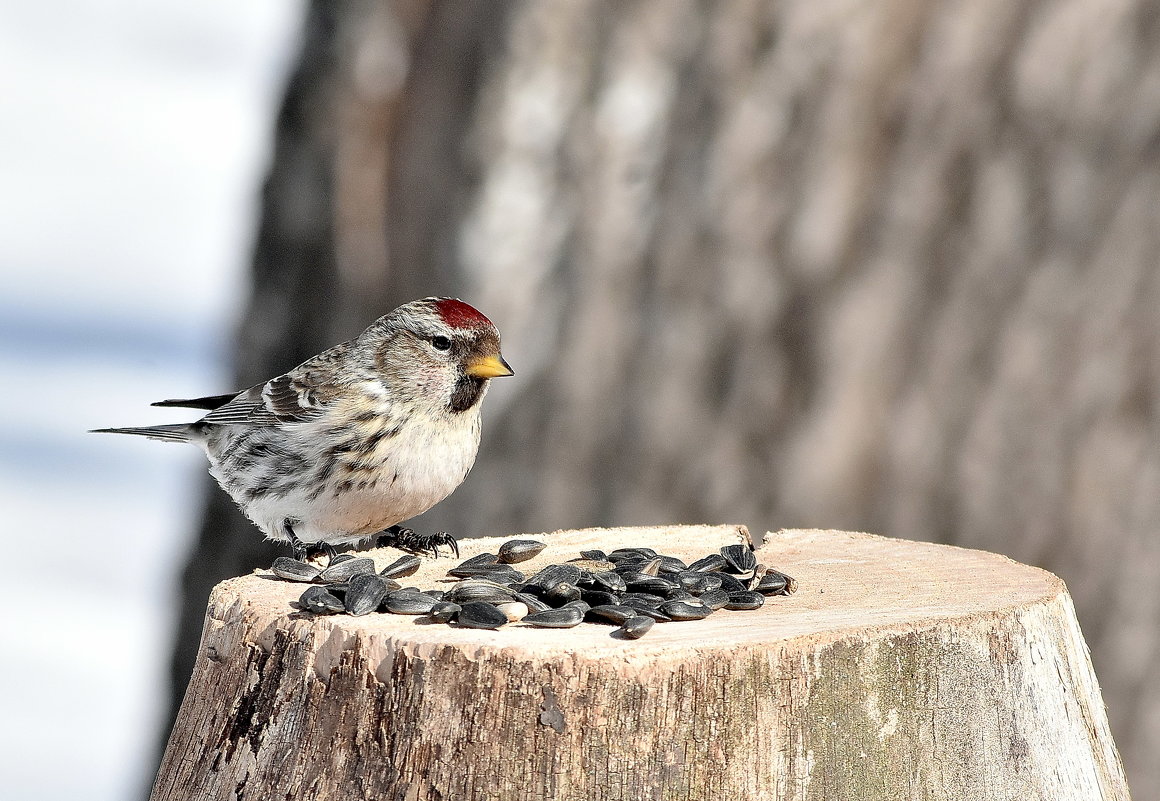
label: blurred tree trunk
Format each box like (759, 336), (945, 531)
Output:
(168, 0), (1160, 796)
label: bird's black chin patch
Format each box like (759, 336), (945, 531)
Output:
(449, 375), (486, 413)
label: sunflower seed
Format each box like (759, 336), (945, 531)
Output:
(639, 558), (664, 577)
(619, 600), (672, 621)
(497, 539), (547, 564)
(523, 606), (584, 628)
(383, 591), (438, 615)
(445, 579), (517, 605)
(427, 601), (461, 623)
(446, 553), (501, 577)
(725, 591), (765, 610)
(659, 600), (713, 621)
(622, 574), (678, 594)
(496, 601), (530, 622)
(512, 591), (550, 613)
(675, 571), (712, 594)
(656, 555), (688, 575)
(592, 571), (627, 593)
(620, 591), (665, 606)
(544, 582), (582, 606)
(271, 557), (321, 582)
(581, 589), (621, 607)
(343, 574), (389, 616)
(457, 601), (507, 629)
(586, 604), (637, 624)
(526, 564), (582, 591)
(579, 549), (607, 560)
(715, 573), (749, 593)
(607, 547), (657, 562)
(298, 586), (345, 615)
(688, 554), (727, 572)
(318, 557), (376, 584)
(616, 615), (654, 639)
(379, 555), (421, 579)
(757, 569), (798, 595)
(721, 544), (757, 574)
(700, 589), (730, 610)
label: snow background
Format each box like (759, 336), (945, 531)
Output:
(0, 2), (303, 797)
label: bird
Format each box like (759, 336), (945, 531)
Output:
(93, 297), (513, 560)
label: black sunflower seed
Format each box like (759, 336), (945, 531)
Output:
(581, 589), (621, 607)
(607, 547), (657, 562)
(526, 564), (582, 591)
(675, 571), (713, 594)
(724, 591), (765, 611)
(379, 555), (421, 579)
(616, 616), (655, 639)
(497, 539), (547, 564)
(579, 549), (607, 560)
(659, 600), (713, 621)
(318, 557), (376, 584)
(344, 574), (389, 616)
(715, 573), (749, 593)
(271, 557), (321, 582)
(456, 601), (507, 629)
(619, 600), (672, 621)
(298, 586), (345, 615)
(543, 582), (582, 606)
(757, 569), (798, 595)
(523, 606), (585, 628)
(445, 580), (517, 605)
(512, 591), (550, 613)
(586, 604), (637, 624)
(382, 591), (438, 615)
(700, 589), (730, 610)
(688, 554), (727, 572)
(446, 552), (500, 577)
(720, 544), (757, 574)
(592, 571), (627, 593)
(619, 592), (665, 606)
(622, 574), (678, 594)
(428, 601), (461, 623)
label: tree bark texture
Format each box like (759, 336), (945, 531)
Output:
(171, 1), (1160, 795)
(153, 527), (1128, 801)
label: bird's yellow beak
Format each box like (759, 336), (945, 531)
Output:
(467, 354), (514, 379)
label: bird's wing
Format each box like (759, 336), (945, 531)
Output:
(197, 373), (331, 427)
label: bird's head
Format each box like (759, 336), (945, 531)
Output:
(364, 297), (513, 413)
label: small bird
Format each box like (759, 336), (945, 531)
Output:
(94, 297), (513, 560)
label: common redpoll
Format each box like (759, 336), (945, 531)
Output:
(94, 297), (513, 559)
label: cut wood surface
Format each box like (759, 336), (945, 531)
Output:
(152, 525), (1130, 801)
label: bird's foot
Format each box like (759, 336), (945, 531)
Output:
(376, 525), (459, 558)
(283, 519), (338, 564)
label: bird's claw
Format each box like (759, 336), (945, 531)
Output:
(376, 525), (459, 558)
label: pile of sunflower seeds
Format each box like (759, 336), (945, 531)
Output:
(272, 539), (796, 640)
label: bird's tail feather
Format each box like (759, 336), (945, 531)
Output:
(90, 424), (193, 443)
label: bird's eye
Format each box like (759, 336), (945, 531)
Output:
(431, 335), (452, 351)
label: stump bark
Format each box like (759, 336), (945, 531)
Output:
(152, 526), (1129, 801)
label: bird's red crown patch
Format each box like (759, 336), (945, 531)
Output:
(434, 298), (493, 329)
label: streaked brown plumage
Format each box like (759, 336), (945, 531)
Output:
(94, 297), (513, 555)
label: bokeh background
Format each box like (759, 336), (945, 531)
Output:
(5, 1), (1160, 798)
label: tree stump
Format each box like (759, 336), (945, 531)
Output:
(151, 525), (1129, 801)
